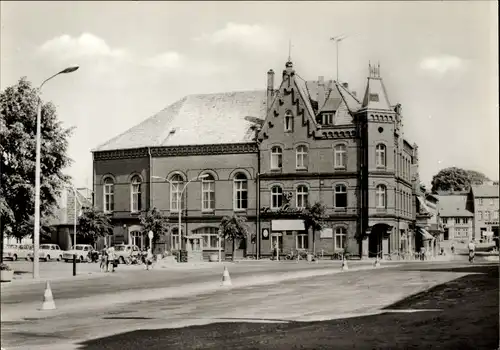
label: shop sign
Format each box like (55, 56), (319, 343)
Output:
(485, 221), (499, 225)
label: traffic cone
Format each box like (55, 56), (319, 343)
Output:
(41, 281), (56, 310)
(341, 256), (349, 271)
(373, 255), (381, 268)
(221, 266), (232, 287)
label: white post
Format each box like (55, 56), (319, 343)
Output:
(33, 100), (42, 280)
(276, 237), (279, 262)
(218, 235), (222, 263)
(73, 188), (77, 248)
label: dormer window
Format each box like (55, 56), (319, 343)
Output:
(323, 113), (334, 125)
(284, 110), (293, 132)
(369, 93), (379, 102)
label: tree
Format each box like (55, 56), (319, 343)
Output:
(431, 167), (490, 193)
(219, 214), (249, 261)
(77, 207), (113, 246)
(139, 207), (169, 250)
(0, 77), (73, 242)
(301, 202), (328, 254)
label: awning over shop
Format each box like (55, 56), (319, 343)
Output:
(418, 228), (434, 240)
(271, 220), (305, 231)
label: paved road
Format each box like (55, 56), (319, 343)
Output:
(2, 260), (495, 350)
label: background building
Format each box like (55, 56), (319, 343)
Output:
(416, 185), (443, 257)
(469, 182), (499, 245)
(437, 194), (474, 252)
(92, 60), (419, 260)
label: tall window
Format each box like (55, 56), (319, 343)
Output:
(171, 227), (181, 250)
(130, 176), (142, 213)
(103, 177), (114, 213)
(170, 174), (184, 212)
(297, 233), (308, 249)
(478, 198), (483, 205)
(271, 186), (283, 209)
(334, 184), (347, 208)
(334, 144), (347, 168)
(284, 110), (294, 132)
(233, 173), (248, 210)
(271, 146), (283, 169)
(193, 227), (220, 249)
(131, 231), (145, 250)
(485, 211), (490, 221)
(202, 174), (215, 211)
(463, 218), (469, 224)
(376, 185), (387, 208)
(296, 145), (308, 169)
(335, 227), (347, 250)
(322, 113), (334, 125)
(376, 144), (386, 168)
(442, 217), (448, 224)
(478, 211), (483, 220)
(296, 185), (308, 209)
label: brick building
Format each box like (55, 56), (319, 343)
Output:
(92, 60), (419, 260)
(437, 194), (473, 250)
(468, 182), (499, 244)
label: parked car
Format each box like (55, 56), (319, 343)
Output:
(113, 244), (141, 264)
(2, 243), (33, 261)
(62, 244), (95, 263)
(27, 244), (63, 262)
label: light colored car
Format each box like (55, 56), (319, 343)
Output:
(112, 244), (141, 264)
(2, 243), (33, 261)
(62, 244), (94, 263)
(27, 243), (63, 262)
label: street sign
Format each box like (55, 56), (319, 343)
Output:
(148, 231), (153, 239)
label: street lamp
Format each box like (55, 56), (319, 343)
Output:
(152, 174), (208, 254)
(33, 66), (79, 280)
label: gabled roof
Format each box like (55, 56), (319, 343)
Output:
(361, 76), (392, 111)
(94, 91), (267, 152)
(471, 184), (499, 198)
(335, 81), (362, 112)
(437, 195), (474, 217)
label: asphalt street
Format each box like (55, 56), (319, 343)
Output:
(2, 260), (496, 350)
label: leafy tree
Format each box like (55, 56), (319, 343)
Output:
(0, 77), (73, 243)
(139, 207), (169, 250)
(431, 167), (490, 193)
(77, 207), (113, 246)
(219, 214), (249, 261)
(301, 202), (328, 254)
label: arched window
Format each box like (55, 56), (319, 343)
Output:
(296, 145), (308, 169)
(334, 144), (347, 169)
(103, 177), (114, 213)
(202, 174), (215, 211)
(335, 227), (347, 250)
(170, 174), (184, 212)
(271, 186), (283, 209)
(334, 184), (347, 208)
(271, 146), (283, 169)
(376, 185), (387, 208)
(296, 185), (308, 209)
(284, 110), (294, 132)
(130, 176), (142, 213)
(376, 144), (386, 168)
(233, 173), (248, 210)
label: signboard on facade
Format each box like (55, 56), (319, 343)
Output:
(262, 228), (270, 240)
(320, 228), (333, 238)
(485, 221), (499, 225)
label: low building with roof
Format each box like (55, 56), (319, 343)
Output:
(92, 60), (420, 261)
(468, 183), (499, 245)
(437, 194), (474, 250)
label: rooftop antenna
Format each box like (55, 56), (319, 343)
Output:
(288, 39), (292, 62)
(330, 35), (347, 82)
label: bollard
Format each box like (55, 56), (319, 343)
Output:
(73, 254), (76, 276)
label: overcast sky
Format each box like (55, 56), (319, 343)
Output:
(1, 1), (498, 189)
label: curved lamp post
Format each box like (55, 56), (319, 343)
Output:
(33, 66), (79, 280)
(152, 174), (208, 253)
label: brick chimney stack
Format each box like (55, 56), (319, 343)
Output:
(317, 76), (325, 110)
(267, 69), (274, 111)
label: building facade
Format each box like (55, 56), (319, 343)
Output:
(437, 194), (473, 252)
(469, 182), (499, 244)
(416, 185), (443, 257)
(92, 60), (419, 260)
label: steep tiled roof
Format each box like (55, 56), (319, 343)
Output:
(335, 81), (362, 112)
(361, 77), (392, 110)
(437, 195), (473, 217)
(94, 91), (267, 152)
(472, 184), (499, 198)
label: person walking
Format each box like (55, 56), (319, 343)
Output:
(100, 245), (108, 272)
(468, 240), (476, 264)
(107, 246), (116, 272)
(145, 248), (153, 271)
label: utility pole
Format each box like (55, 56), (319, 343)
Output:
(330, 35), (347, 82)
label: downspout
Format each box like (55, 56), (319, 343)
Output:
(148, 147), (153, 250)
(256, 146), (261, 260)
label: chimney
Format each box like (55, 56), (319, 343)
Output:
(317, 76), (325, 110)
(267, 69), (275, 111)
(342, 82), (349, 89)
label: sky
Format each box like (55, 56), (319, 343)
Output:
(1, 1), (498, 190)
